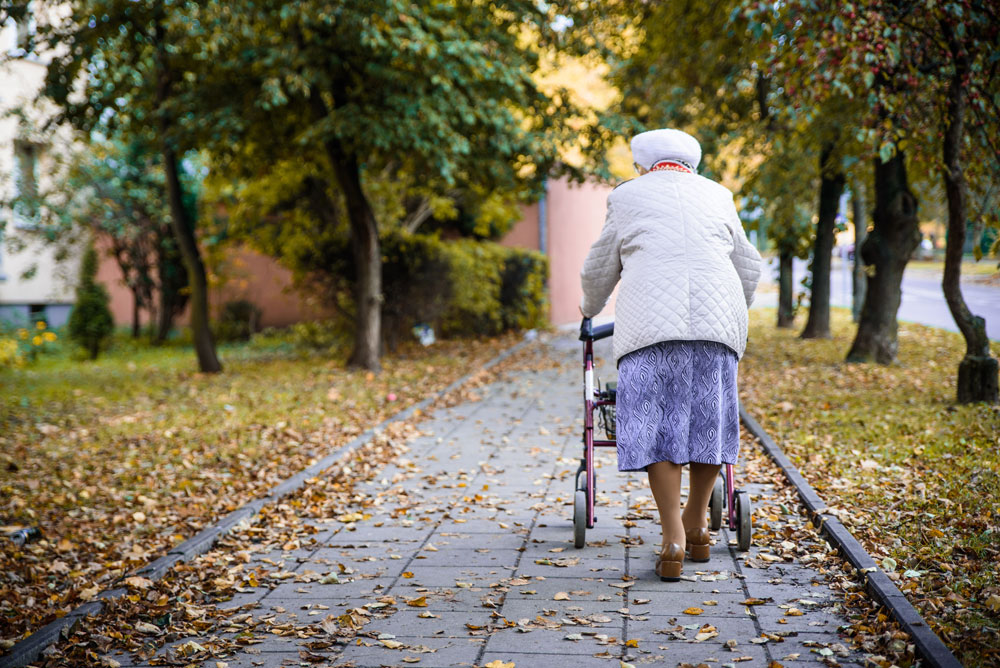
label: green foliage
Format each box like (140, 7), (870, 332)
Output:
(214, 300), (262, 343)
(439, 240), (507, 337)
(439, 239), (548, 337)
(499, 249), (549, 331)
(282, 320), (351, 354)
(380, 233), (453, 350)
(67, 245), (114, 360)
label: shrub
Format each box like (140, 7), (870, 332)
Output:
(67, 245), (114, 360)
(438, 239), (548, 337)
(214, 299), (262, 342)
(500, 249), (548, 331)
(439, 239), (507, 337)
(286, 319), (351, 352)
(381, 232), (453, 350)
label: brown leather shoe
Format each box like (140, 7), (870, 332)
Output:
(685, 528), (711, 562)
(655, 543), (684, 581)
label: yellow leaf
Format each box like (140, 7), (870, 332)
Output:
(402, 571), (414, 578)
(484, 661), (515, 668)
(406, 596), (428, 607)
(683, 607), (703, 615)
(124, 576), (154, 590)
(553, 591), (570, 600)
(625, 638), (638, 647)
(740, 598), (768, 606)
(380, 639), (404, 649)
(785, 608), (804, 616)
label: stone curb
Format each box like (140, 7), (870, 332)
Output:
(739, 404), (962, 668)
(0, 337), (533, 668)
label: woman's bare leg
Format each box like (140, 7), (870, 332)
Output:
(682, 462), (722, 531)
(647, 461), (684, 550)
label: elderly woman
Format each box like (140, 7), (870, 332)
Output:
(580, 129), (762, 581)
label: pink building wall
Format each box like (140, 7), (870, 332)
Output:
(500, 176), (616, 326)
(97, 241), (330, 331)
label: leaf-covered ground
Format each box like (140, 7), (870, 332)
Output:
(0, 333), (521, 648)
(740, 308), (1000, 666)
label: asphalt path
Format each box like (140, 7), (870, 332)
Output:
(756, 256), (1000, 341)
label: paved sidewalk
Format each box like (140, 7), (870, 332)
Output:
(101, 336), (869, 668)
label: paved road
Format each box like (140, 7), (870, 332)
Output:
(756, 257), (1000, 340)
(96, 336), (870, 668)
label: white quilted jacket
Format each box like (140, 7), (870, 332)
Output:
(580, 171), (762, 362)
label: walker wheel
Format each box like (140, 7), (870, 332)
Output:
(573, 489), (587, 549)
(735, 490), (752, 551)
(708, 475), (724, 531)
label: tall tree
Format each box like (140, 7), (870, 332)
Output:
(790, 0), (999, 387)
(195, 0), (587, 370)
(934, 8), (999, 402)
(40, 0), (222, 372)
(800, 141), (846, 339)
(850, 179), (868, 323)
(847, 150), (920, 362)
(738, 0), (922, 363)
(62, 137), (190, 340)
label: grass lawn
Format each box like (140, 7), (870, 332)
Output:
(740, 308), (1000, 665)
(906, 258), (999, 277)
(0, 332), (519, 646)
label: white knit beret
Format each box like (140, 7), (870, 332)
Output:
(630, 129), (702, 170)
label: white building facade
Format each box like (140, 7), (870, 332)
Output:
(0, 4), (79, 328)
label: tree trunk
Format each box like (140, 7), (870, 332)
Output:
(325, 140), (382, 372)
(156, 292), (172, 342)
(846, 151), (920, 364)
(153, 33), (220, 371)
(940, 47), (998, 403)
(801, 143), (845, 339)
(851, 180), (867, 323)
(162, 147), (221, 372)
(132, 292), (141, 338)
(154, 231), (187, 344)
(777, 250), (795, 328)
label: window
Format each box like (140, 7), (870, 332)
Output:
(13, 140), (40, 229)
(28, 304), (46, 326)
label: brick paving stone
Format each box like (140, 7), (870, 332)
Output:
(337, 635), (483, 667)
(497, 598), (626, 622)
(628, 639), (770, 664)
(484, 629), (622, 655)
(363, 609), (502, 637)
(415, 548), (522, 569)
(266, 576), (394, 599)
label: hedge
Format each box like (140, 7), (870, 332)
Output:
(381, 232), (548, 345)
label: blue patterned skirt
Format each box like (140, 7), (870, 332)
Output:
(615, 340), (740, 472)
